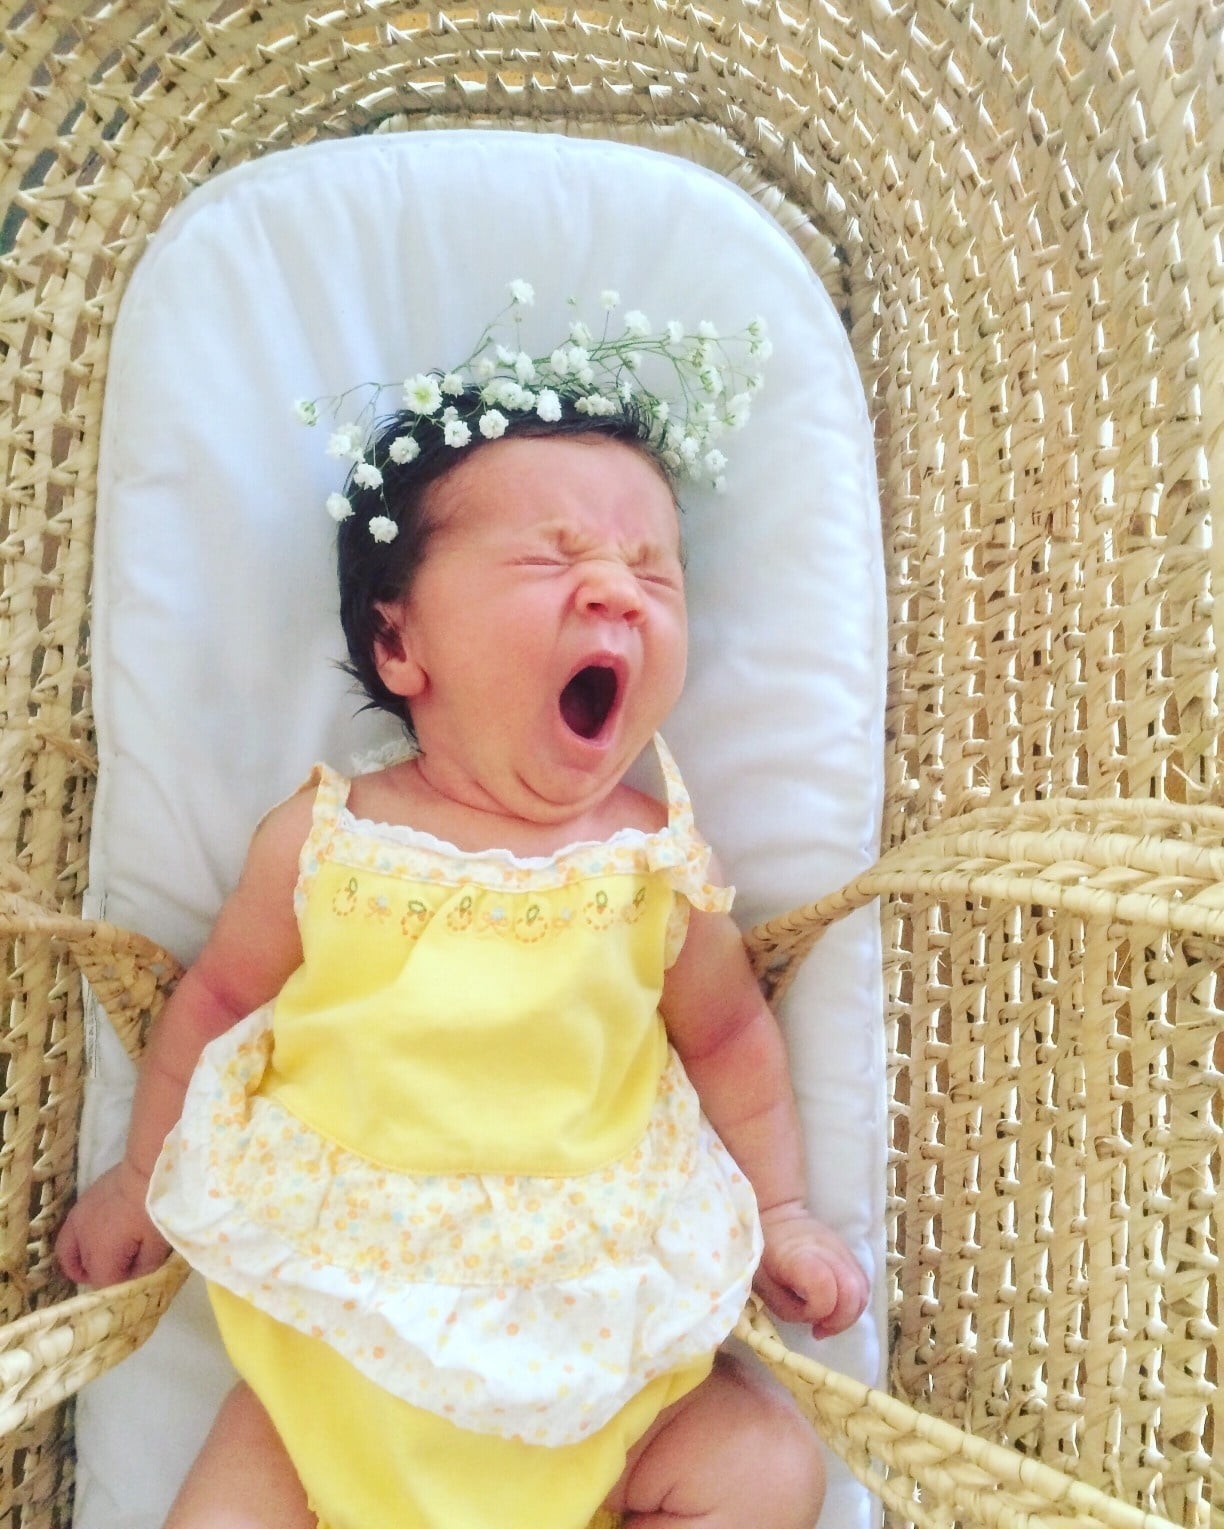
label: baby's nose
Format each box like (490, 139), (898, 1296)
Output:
(575, 561), (644, 622)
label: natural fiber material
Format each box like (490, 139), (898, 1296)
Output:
(1, 3), (1220, 1526)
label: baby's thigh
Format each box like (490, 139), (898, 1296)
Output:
(605, 1349), (825, 1528)
(165, 1382), (316, 1529)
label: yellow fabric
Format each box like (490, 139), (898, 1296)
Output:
(266, 857), (673, 1175)
(209, 1283), (711, 1529)
(178, 744), (744, 1527)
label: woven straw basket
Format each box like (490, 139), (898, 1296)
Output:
(2, 3), (1221, 1527)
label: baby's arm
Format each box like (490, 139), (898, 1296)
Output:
(56, 792), (313, 1288)
(661, 892), (869, 1339)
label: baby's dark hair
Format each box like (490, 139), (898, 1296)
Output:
(337, 387), (676, 735)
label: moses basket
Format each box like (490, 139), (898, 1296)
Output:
(1, 4), (1221, 1527)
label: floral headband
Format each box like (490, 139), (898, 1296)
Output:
(296, 280), (772, 544)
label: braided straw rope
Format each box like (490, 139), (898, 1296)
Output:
(1, 3), (1220, 1526)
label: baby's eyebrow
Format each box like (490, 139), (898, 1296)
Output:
(538, 523), (678, 564)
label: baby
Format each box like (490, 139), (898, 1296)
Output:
(58, 296), (869, 1529)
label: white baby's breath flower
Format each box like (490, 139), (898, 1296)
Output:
(654, 399), (670, 424)
(327, 422), (363, 459)
(625, 310), (651, 337)
(496, 345), (517, 365)
(514, 352), (537, 384)
(750, 337), (774, 361)
(388, 435), (420, 464)
(535, 388), (562, 422)
(748, 316), (768, 339)
(326, 492), (353, 522)
(569, 320), (593, 347)
(441, 372), (466, 396)
(353, 460), (383, 489)
(482, 378), (530, 410)
(444, 419), (472, 448)
(479, 410), (509, 439)
(550, 348), (571, 378)
(472, 356), (497, 383)
(575, 393), (618, 417)
(727, 392), (753, 428)
(704, 448), (728, 476)
(368, 515), (399, 543)
(294, 399), (318, 425)
(600, 289), (620, 310)
(508, 278), (535, 305)
(698, 365), (724, 397)
(403, 374), (443, 415)
(697, 320), (719, 339)
(665, 319), (685, 345)
(566, 346), (592, 385)
(712, 475), (727, 493)
(679, 434), (700, 463)
(624, 352), (642, 372)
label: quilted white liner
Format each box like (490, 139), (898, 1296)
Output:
(77, 131), (886, 1529)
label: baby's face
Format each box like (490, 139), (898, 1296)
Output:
(375, 434), (688, 824)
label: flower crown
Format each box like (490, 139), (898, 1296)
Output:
(296, 280), (772, 543)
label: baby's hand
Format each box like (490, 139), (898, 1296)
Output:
(56, 1159), (172, 1288)
(755, 1205), (870, 1339)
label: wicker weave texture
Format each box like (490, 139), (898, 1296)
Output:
(2, 3), (1221, 1526)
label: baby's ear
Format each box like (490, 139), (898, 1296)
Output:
(372, 600), (427, 700)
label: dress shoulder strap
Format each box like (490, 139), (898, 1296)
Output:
(304, 762), (351, 826)
(291, 764), (352, 917)
(650, 736), (735, 915)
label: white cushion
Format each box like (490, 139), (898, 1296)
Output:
(77, 130), (886, 1529)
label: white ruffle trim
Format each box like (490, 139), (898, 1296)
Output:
(149, 1007), (762, 1446)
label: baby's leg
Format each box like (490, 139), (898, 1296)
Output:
(604, 1350), (825, 1528)
(165, 1382), (316, 1529)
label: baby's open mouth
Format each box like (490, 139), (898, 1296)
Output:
(559, 664), (619, 740)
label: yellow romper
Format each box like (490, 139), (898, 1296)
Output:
(149, 736), (762, 1529)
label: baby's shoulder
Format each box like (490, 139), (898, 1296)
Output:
(605, 782), (668, 837)
(250, 781), (317, 858)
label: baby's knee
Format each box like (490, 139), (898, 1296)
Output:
(723, 1354), (826, 1523)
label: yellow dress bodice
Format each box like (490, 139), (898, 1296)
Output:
(264, 769), (685, 1176)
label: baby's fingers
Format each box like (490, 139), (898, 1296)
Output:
(809, 1256), (870, 1339)
(754, 1256), (838, 1329)
(756, 1234), (870, 1338)
(55, 1217), (89, 1286)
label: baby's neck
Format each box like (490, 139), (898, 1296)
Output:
(345, 755), (666, 859)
